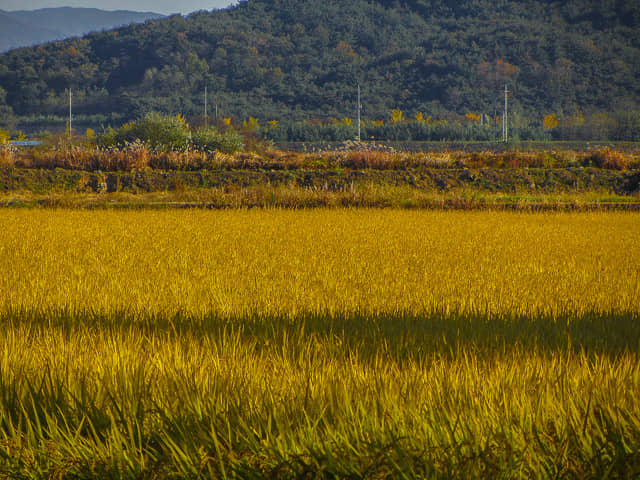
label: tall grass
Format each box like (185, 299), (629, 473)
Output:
(2, 145), (639, 171)
(0, 210), (639, 478)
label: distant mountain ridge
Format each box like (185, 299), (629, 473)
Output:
(0, 7), (163, 52)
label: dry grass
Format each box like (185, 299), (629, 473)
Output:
(2, 144), (639, 172)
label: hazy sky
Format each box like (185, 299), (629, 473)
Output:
(0, 0), (235, 15)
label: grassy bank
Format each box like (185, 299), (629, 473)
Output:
(1, 145), (638, 210)
(0, 166), (638, 210)
(2, 188), (639, 211)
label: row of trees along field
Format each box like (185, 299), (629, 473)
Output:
(0, 0), (639, 140)
(262, 109), (640, 142)
(3, 108), (640, 144)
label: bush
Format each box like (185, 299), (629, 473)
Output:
(99, 112), (191, 151)
(190, 126), (244, 154)
(584, 148), (630, 170)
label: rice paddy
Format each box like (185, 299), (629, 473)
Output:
(0, 209), (639, 478)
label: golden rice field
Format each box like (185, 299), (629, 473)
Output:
(0, 209), (639, 478)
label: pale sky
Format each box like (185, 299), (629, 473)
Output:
(0, 0), (235, 15)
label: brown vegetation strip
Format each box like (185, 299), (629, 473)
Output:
(2, 198), (638, 211)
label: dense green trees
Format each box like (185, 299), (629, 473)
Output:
(0, 0), (639, 140)
(191, 125), (244, 153)
(98, 112), (244, 152)
(99, 112), (191, 150)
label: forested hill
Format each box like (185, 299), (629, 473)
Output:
(0, 0), (639, 135)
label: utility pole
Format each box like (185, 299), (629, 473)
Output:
(68, 88), (72, 147)
(503, 84), (509, 143)
(204, 85), (208, 128)
(494, 108), (497, 140)
(356, 83), (361, 142)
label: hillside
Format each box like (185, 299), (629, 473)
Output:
(0, 7), (163, 52)
(0, 0), (639, 140)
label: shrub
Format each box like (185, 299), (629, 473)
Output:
(0, 142), (16, 165)
(585, 148), (629, 170)
(190, 126), (244, 154)
(99, 112), (191, 151)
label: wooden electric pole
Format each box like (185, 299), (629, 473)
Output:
(68, 88), (72, 147)
(356, 83), (361, 142)
(204, 85), (208, 128)
(503, 84), (509, 143)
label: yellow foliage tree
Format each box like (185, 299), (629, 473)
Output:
(267, 120), (279, 130)
(543, 114), (559, 130)
(391, 109), (405, 123)
(84, 128), (96, 147)
(341, 117), (352, 126)
(0, 128), (9, 144)
(242, 117), (261, 132)
(465, 112), (481, 123)
(372, 120), (384, 127)
(223, 117), (232, 127)
(415, 112), (425, 123)
(65, 45), (81, 57)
